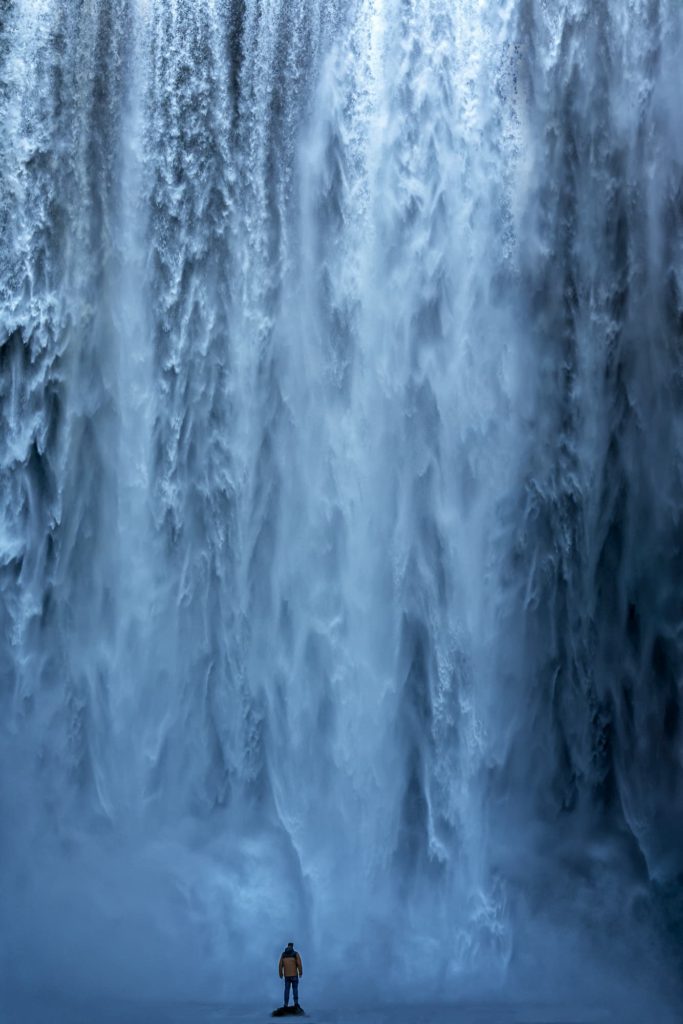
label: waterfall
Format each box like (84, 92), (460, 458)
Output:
(1, 0), (682, 1014)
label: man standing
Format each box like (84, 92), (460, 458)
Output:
(278, 941), (303, 1009)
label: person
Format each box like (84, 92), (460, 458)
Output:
(278, 941), (303, 1008)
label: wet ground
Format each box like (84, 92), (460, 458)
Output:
(0, 997), (636, 1024)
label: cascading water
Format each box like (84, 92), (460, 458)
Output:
(1, 0), (682, 1017)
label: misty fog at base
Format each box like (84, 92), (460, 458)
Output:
(1, 0), (682, 1017)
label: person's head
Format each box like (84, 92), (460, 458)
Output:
(287, 941), (294, 948)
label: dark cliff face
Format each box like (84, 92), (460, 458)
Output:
(0, 0), (681, 1008)
(510, 0), (683, 906)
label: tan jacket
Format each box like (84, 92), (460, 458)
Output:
(279, 949), (303, 978)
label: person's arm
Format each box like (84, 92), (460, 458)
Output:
(296, 952), (303, 977)
(279, 956), (284, 978)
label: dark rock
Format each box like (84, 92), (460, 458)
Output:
(271, 1005), (305, 1017)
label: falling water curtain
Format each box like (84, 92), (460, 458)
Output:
(1, 0), (682, 1014)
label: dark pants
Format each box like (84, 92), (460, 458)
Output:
(284, 975), (299, 1006)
